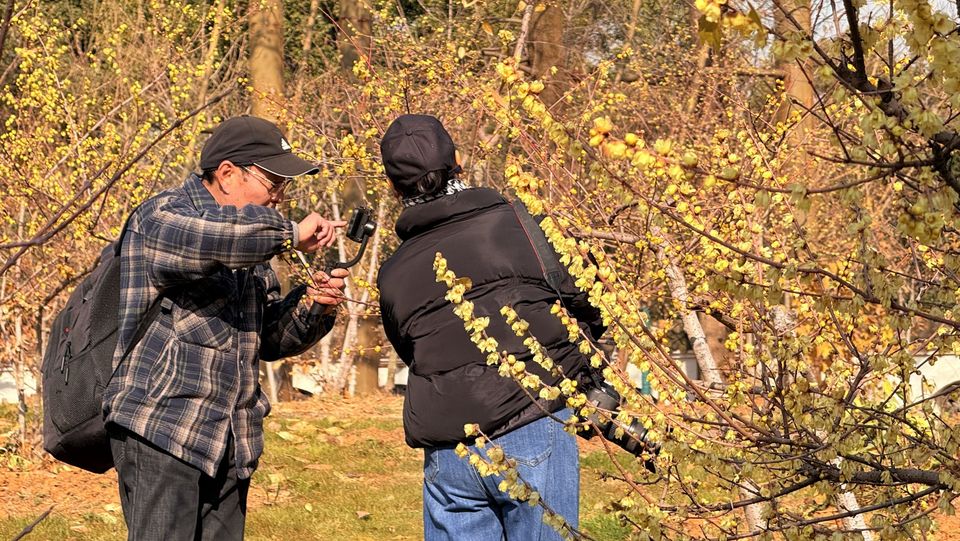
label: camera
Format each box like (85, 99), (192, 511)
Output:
(580, 380), (660, 472)
(345, 206), (377, 244)
(326, 206), (377, 271)
(305, 206), (377, 320)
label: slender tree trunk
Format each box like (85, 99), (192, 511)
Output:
(338, 0), (372, 72)
(654, 228), (767, 532)
(614, 0), (643, 85)
(249, 0), (285, 119)
(655, 241), (722, 385)
(195, 0), (226, 124)
(774, 0), (814, 136)
(0, 0), (16, 61)
(13, 202), (28, 450)
(334, 199), (386, 395)
(384, 350), (398, 393)
(514, 2), (534, 63)
(683, 3), (714, 122)
(15, 312), (26, 448)
(527, 3), (566, 106)
(318, 331), (333, 389)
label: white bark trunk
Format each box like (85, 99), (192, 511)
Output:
(653, 229), (767, 531)
(513, 2), (534, 62)
(266, 363), (279, 404)
(654, 235), (723, 384)
(332, 199), (387, 394)
(15, 312), (27, 449)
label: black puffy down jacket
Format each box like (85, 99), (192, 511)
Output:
(377, 188), (605, 447)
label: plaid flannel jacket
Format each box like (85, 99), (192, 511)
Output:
(103, 174), (334, 478)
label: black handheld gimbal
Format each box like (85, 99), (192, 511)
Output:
(298, 206), (377, 319)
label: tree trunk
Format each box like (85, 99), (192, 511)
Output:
(527, 3), (566, 106)
(291, 0), (323, 111)
(653, 228), (767, 532)
(698, 312), (729, 375)
(384, 349), (398, 394)
(249, 0), (285, 119)
(249, 1), (289, 399)
(333, 199), (387, 395)
(352, 316), (382, 395)
(338, 0), (372, 72)
(15, 312), (27, 449)
(774, 0), (814, 136)
(13, 203), (28, 451)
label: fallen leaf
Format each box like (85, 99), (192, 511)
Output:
(276, 431), (300, 442)
(288, 421), (314, 433)
(98, 512), (119, 524)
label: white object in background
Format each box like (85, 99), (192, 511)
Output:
(0, 368), (36, 404)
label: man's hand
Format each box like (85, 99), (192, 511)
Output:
(305, 267), (349, 313)
(297, 213), (347, 252)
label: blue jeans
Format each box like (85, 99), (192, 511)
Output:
(422, 410), (579, 541)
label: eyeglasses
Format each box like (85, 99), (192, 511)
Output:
(241, 165), (291, 193)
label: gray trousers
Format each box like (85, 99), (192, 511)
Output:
(109, 427), (249, 541)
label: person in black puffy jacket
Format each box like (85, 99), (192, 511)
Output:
(377, 114), (606, 540)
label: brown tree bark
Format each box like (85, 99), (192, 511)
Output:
(338, 0), (372, 72)
(774, 0), (814, 136)
(249, 0), (291, 399)
(683, 3), (713, 116)
(527, 3), (566, 106)
(248, 0), (285, 119)
(352, 316), (384, 395)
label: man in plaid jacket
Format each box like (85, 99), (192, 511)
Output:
(102, 116), (347, 540)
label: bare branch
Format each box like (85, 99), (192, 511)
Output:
(0, 0), (15, 61)
(0, 87), (234, 276)
(11, 506), (53, 541)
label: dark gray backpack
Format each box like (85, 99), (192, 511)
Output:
(41, 213), (164, 472)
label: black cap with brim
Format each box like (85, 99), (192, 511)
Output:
(255, 153), (320, 178)
(380, 114), (458, 192)
(200, 115), (321, 177)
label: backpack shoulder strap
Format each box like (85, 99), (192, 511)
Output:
(109, 201), (171, 374)
(511, 200), (565, 294)
(113, 202), (145, 257)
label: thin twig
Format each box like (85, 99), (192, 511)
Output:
(11, 505), (53, 541)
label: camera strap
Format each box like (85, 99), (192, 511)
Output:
(510, 200), (565, 293)
(511, 199), (608, 390)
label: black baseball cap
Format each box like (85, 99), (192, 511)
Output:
(200, 115), (320, 177)
(380, 114), (460, 191)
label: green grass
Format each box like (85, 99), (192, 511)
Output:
(0, 396), (638, 540)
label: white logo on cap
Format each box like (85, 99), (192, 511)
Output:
(280, 138), (292, 151)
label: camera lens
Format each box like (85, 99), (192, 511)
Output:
(581, 381), (659, 472)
